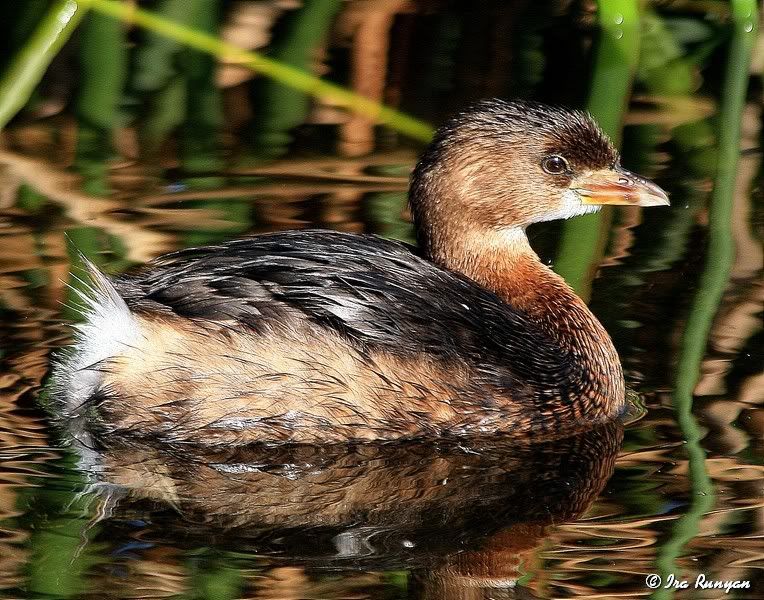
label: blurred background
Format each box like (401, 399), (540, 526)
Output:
(0, 0), (762, 598)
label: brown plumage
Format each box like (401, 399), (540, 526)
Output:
(51, 99), (668, 445)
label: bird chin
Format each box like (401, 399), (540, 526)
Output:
(539, 189), (602, 223)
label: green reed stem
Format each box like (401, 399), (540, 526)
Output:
(177, 0), (225, 184)
(553, 0), (640, 298)
(0, 0), (89, 129)
(250, 0), (343, 157)
(76, 10), (127, 131)
(87, 0), (434, 142)
(652, 2), (757, 597)
(74, 9), (129, 195)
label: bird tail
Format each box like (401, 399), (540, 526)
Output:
(51, 257), (140, 421)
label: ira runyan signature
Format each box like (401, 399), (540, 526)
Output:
(645, 573), (751, 594)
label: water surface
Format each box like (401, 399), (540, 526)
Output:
(0, 2), (762, 598)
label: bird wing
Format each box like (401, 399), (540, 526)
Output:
(116, 229), (566, 387)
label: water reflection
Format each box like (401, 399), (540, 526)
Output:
(69, 422), (621, 598)
(1, 0), (762, 597)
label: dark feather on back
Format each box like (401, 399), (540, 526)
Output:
(115, 230), (580, 403)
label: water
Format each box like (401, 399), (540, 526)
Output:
(1, 2), (763, 599)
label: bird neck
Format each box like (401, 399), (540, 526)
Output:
(430, 227), (625, 415)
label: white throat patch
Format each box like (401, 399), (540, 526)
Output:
(539, 189), (601, 222)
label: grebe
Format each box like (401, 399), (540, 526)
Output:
(52, 99), (668, 445)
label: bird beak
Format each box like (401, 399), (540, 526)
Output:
(572, 167), (669, 207)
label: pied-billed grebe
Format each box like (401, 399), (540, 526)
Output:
(52, 99), (668, 445)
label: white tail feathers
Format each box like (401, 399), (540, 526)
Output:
(53, 258), (141, 416)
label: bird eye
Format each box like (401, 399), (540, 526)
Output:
(541, 155), (570, 175)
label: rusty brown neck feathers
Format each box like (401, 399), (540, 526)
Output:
(409, 170), (625, 419)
